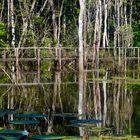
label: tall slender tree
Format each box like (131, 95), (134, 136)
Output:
(78, 0), (86, 136)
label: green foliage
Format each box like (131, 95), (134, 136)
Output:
(26, 29), (35, 46)
(41, 60), (53, 81)
(133, 20), (140, 47)
(127, 83), (140, 91)
(132, 0), (140, 47)
(33, 16), (45, 26)
(0, 22), (5, 35)
(112, 76), (133, 80)
(63, 0), (79, 23)
(61, 0), (79, 47)
(41, 37), (52, 47)
(0, 22), (8, 47)
(0, 75), (9, 83)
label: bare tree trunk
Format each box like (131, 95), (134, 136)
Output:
(129, 93), (133, 136)
(49, 0), (57, 42)
(47, 72), (57, 133)
(114, 80), (121, 134)
(7, 0), (16, 46)
(47, 0), (63, 133)
(57, 1), (63, 114)
(117, 0), (120, 48)
(103, 0), (108, 48)
(103, 72), (107, 126)
(129, 0), (133, 47)
(7, 0), (16, 122)
(7, 0), (10, 44)
(83, 4), (87, 118)
(93, 2), (99, 120)
(18, 0), (36, 47)
(37, 0), (48, 17)
(92, 0), (102, 120)
(98, 0), (102, 122)
(10, 0), (15, 47)
(7, 0), (10, 114)
(57, 0), (64, 45)
(0, 0), (4, 21)
(57, 47), (63, 112)
(78, 0), (86, 136)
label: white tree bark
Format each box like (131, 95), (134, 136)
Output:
(10, 0), (15, 47)
(7, 0), (15, 122)
(78, 0), (86, 136)
(92, 0), (102, 120)
(0, 0), (4, 21)
(103, 0), (108, 47)
(103, 71), (108, 126)
(78, 0), (85, 116)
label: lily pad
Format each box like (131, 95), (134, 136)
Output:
(52, 113), (77, 118)
(4, 108), (17, 115)
(70, 119), (102, 124)
(15, 113), (48, 118)
(8, 120), (40, 125)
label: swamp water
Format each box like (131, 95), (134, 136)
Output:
(0, 47), (140, 136)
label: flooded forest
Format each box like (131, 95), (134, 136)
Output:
(0, 0), (140, 136)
